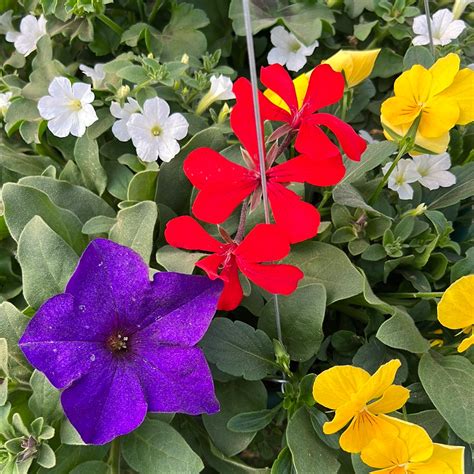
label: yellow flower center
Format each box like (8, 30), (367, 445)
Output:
(151, 125), (162, 136)
(69, 99), (83, 111)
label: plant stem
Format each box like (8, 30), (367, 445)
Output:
(235, 200), (249, 243)
(378, 292), (444, 299)
(368, 141), (410, 205)
(97, 14), (124, 36)
(108, 438), (121, 474)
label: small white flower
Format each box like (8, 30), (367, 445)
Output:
(38, 77), (98, 138)
(196, 74), (235, 115)
(127, 97), (189, 163)
(79, 64), (106, 89)
(452, 0), (473, 20)
(110, 98), (142, 142)
(0, 10), (14, 35)
(0, 91), (12, 117)
(412, 153), (456, 190)
(382, 159), (421, 200)
(267, 26), (318, 72)
(412, 9), (466, 46)
(5, 14), (47, 57)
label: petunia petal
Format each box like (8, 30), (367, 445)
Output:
(19, 294), (109, 389)
(165, 216), (224, 253)
(130, 345), (219, 415)
(61, 358), (147, 445)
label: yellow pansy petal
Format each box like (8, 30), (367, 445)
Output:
(408, 460), (452, 473)
(440, 68), (474, 125)
(419, 96), (460, 138)
(394, 65), (432, 104)
(293, 72), (310, 109)
(458, 333), (474, 352)
(323, 49), (381, 88)
(323, 400), (360, 435)
(358, 359), (402, 403)
(368, 385), (410, 415)
(361, 436), (409, 469)
(430, 443), (465, 474)
(438, 275), (474, 330)
(381, 96), (421, 127)
(313, 365), (370, 409)
(429, 53), (460, 96)
(370, 469), (405, 474)
(411, 130), (450, 155)
(381, 417), (433, 463)
(339, 410), (398, 453)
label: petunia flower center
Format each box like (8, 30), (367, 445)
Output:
(151, 125), (162, 136)
(107, 333), (129, 353)
(69, 99), (83, 111)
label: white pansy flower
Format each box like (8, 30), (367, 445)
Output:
(196, 74), (235, 115)
(110, 98), (142, 142)
(412, 9), (466, 46)
(382, 159), (421, 200)
(79, 64), (106, 89)
(267, 26), (318, 72)
(453, 0), (473, 19)
(0, 92), (12, 117)
(412, 153), (456, 190)
(0, 10), (14, 35)
(5, 14), (47, 57)
(127, 97), (189, 163)
(38, 77), (98, 138)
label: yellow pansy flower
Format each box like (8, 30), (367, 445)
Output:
(264, 49), (380, 113)
(361, 418), (465, 474)
(381, 53), (474, 154)
(438, 274), (474, 352)
(322, 49), (381, 88)
(312, 359), (410, 453)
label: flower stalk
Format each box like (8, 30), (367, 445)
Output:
(108, 437), (121, 474)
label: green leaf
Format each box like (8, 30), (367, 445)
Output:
(419, 352), (474, 443)
(0, 339), (8, 406)
(122, 418), (204, 474)
(227, 406), (279, 433)
(372, 48), (403, 78)
(0, 303), (31, 383)
(201, 318), (277, 380)
(0, 144), (58, 176)
(28, 370), (62, 423)
(271, 447), (293, 474)
(403, 46), (434, 69)
(286, 408), (340, 474)
(2, 183), (88, 254)
(109, 201), (158, 264)
(156, 245), (206, 274)
(341, 141), (397, 184)
(376, 309), (430, 353)
(74, 134), (107, 196)
(82, 216), (117, 236)
(333, 183), (382, 216)
(18, 217), (79, 309)
(203, 380), (267, 457)
(259, 284), (326, 361)
(70, 461), (109, 474)
(37, 445), (108, 474)
(127, 170), (158, 201)
(285, 242), (364, 304)
(354, 20), (378, 41)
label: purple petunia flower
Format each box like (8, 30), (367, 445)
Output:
(19, 238), (223, 445)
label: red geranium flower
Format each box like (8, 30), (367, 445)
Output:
(259, 63), (367, 163)
(165, 216), (304, 311)
(184, 78), (343, 243)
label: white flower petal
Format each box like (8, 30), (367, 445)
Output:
(48, 77), (73, 98)
(48, 112), (74, 138)
(78, 104), (98, 128)
(157, 137), (180, 162)
(112, 120), (131, 142)
(299, 40), (319, 57)
(443, 19), (466, 39)
(136, 140), (159, 162)
(285, 51), (308, 72)
(143, 97), (170, 123)
(110, 101), (123, 119)
(38, 96), (69, 120)
(72, 82), (94, 103)
(270, 26), (292, 49)
(412, 15), (428, 35)
(397, 183), (414, 200)
(164, 113), (188, 140)
(267, 47), (289, 66)
(412, 35), (430, 46)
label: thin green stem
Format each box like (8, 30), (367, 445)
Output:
(378, 292), (444, 299)
(148, 0), (165, 24)
(97, 14), (124, 36)
(368, 141), (410, 205)
(108, 438), (121, 474)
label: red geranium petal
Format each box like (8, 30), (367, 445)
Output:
(237, 260), (303, 295)
(231, 78), (266, 163)
(303, 64), (344, 114)
(268, 154), (346, 187)
(295, 119), (342, 160)
(310, 113), (367, 162)
(260, 64), (299, 113)
(217, 262), (243, 311)
(165, 216), (224, 253)
(234, 223), (290, 263)
(268, 182), (320, 243)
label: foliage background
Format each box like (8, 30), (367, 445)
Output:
(0, 0), (473, 473)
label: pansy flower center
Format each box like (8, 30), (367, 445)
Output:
(107, 333), (129, 353)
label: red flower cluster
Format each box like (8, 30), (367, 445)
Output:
(165, 64), (366, 310)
